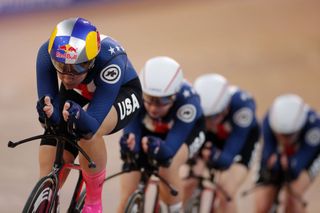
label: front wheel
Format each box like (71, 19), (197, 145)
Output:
(22, 176), (58, 213)
(125, 192), (144, 213)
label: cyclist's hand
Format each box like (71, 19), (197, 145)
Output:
(200, 141), (213, 161)
(120, 133), (136, 159)
(63, 101), (81, 122)
(143, 136), (172, 167)
(267, 153), (277, 169)
(36, 96), (60, 124)
(207, 146), (222, 169)
(120, 133), (136, 152)
(280, 154), (289, 171)
(120, 133), (140, 168)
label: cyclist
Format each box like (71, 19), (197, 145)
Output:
(117, 56), (206, 213)
(36, 17), (142, 212)
(186, 73), (260, 212)
(255, 94), (320, 213)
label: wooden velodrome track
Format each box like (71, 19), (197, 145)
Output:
(1, 0), (319, 212)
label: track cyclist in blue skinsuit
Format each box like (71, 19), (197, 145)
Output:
(117, 56), (206, 213)
(255, 94), (320, 213)
(185, 73), (260, 213)
(36, 17), (142, 213)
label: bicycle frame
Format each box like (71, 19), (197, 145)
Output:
(8, 132), (95, 213)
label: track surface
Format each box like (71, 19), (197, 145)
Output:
(1, 0), (320, 212)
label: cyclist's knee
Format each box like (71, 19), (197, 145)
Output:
(254, 186), (278, 213)
(219, 164), (248, 196)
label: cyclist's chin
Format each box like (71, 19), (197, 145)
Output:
(148, 113), (162, 120)
(63, 82), (78, 90)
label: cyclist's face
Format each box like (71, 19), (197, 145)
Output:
(205, 112), (225, 132)
(143, 94), (175, 119)
(57, 72), (87, 89)
(275, 132), (299, 146)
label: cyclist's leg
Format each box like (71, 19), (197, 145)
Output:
(284, 171), (310, 213)
(78, 79), (142, 212)
(39, 144), (75, 184)
(78, 129), (107, 212)
(159, 144), (189, 211)
(215, 164), (247, 213)
(284, 153), (320, 213)
(254, 166), (282, 213)
(181, 157), (207, 204)
(117, 171), (141, 213)
(255, 184), (279, 213)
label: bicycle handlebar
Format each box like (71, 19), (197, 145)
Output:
(8, 133), (96, 169)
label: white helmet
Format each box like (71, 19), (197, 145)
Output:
(194, 73), (231, 116)
(140, 56), (183, 97)
(269, 94), (309, 134)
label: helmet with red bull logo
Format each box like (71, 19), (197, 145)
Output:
(48, 17), (100, 75)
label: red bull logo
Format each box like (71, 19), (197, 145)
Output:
(56, 44), (78, 60)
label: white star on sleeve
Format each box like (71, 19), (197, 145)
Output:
(108, 46), (115, 55)
(116, 46), (120, 51)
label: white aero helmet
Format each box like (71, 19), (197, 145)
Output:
(194, 73), (231, 116)
(140, 56), (183, 97)
(269, 94), (309, 134)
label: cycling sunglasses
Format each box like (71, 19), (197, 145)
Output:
(52, 59), (95, 75)
(143, 94), (176, 106)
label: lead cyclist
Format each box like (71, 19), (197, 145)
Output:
(35, 17), (142, 213)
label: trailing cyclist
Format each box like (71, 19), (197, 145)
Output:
(255, 94), (320, 213)
(117, 56), (206, 213)
(185, 73), (260, 213)
(36, 17), (142, 213)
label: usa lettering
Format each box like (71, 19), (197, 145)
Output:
(118, 94), (140, 120)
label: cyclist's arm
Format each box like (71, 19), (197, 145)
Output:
(75, 54), (137, 136)
(160, 97), (203, 161)
(289, 118), (320, 179)
(261, 115), (280, 170)
(36, 41), (60, 109)
(122, 112), (143, 153)
(212, 101), (257, 169)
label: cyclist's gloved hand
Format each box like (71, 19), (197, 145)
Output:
(120, 133), (134, 161)
(146, 136), (173, 167)
(120, 133), (139, 171)
(64, 100), (81, 121)
(63, 100), (100, 139)
(36, 95), (60, 125)
(207, 146), (232, 170)
(284, 160), (299, 183)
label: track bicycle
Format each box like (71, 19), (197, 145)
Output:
(8, 118), (96, 213)
(183, 160), (232, 213)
